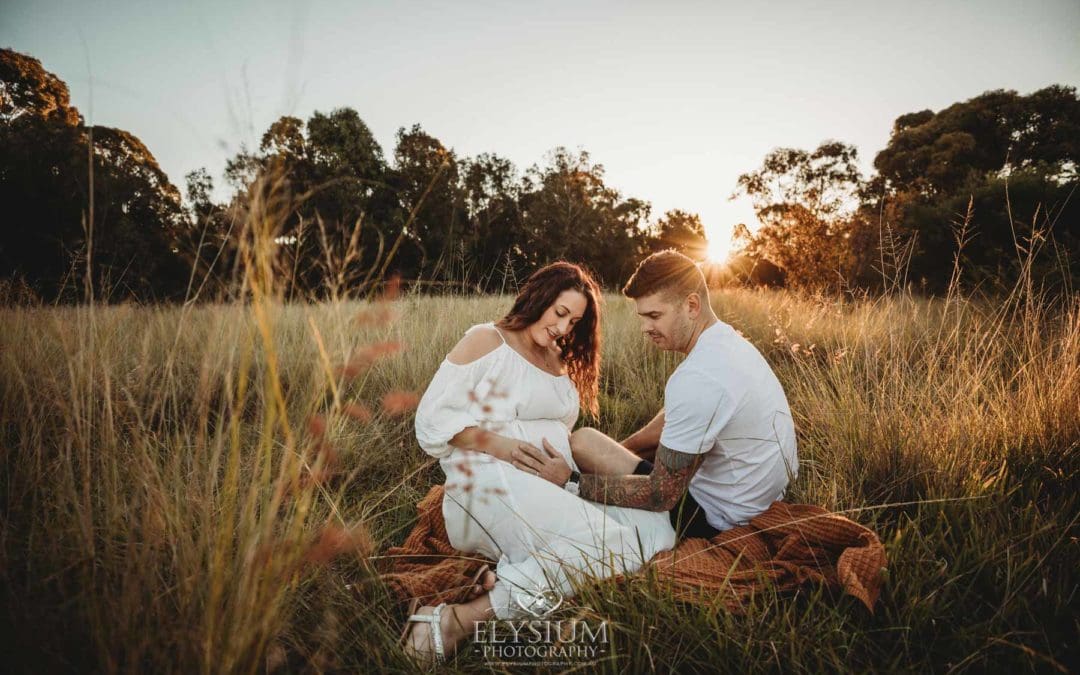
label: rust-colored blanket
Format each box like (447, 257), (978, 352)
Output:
(379, 485), (886, 613)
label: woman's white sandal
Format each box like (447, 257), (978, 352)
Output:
(403, 602), (449, 665)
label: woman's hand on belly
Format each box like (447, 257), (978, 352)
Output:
(512, 437), (574, 488)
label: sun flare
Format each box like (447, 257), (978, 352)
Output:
(706, 237), (732, 264)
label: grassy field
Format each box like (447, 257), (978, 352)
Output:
(1, 285), (1077, 673)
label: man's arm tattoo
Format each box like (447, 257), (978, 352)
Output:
(578, 444), (705, 511)
(658, 444), (701, 471)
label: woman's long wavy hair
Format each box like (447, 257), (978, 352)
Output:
(496, 262), (602, 417)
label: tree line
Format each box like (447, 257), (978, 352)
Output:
(2, 47), (1077, 302)
(1, 48), (707, 302)
(732, 87), (1079, 293)
(183, 117), (711, 300)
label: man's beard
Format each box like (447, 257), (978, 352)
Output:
(665, 317), (693, 352)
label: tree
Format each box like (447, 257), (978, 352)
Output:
(733, 141), (866, 291)
(81, 126), (190, 297)
(871, 86), (1080, 291)
(0, 48), (80, 126)
(457, 153), (527, 291)
(1, 48), (190, 302)
(304, 108), (390, 236)
(646, 209), (708, 261)
(179, 168), (239, 299)
(519, 148), (651, 288)
(214, 108), (396, 299)
(874, 86), (1080, 199)
(388, 124), (462, 284)
(890, 168), (1079, 293)
(260, 115), (306, 159)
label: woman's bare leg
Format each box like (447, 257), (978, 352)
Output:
(570, 427), (646, 475)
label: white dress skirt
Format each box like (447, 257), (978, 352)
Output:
(414, 322), (676, 620)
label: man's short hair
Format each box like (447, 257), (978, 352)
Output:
(622, 249), (709, 302)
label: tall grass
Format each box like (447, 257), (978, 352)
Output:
(1, 174), (1077, 672)
(2, 281), (1076, 672)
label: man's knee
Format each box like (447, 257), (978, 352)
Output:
(570, 427), (641, 475)
(570, 427), (602, 451)
(569, 427), (605, 469)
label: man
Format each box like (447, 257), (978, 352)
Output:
(512, 249), (798, 539)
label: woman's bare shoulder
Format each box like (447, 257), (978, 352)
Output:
(446, 325), (504, 365)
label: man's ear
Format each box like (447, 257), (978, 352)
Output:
(686, 292), (701, 319)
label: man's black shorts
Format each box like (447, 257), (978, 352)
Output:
(633, 459), (720, 540)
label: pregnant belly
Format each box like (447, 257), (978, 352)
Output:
(501, 419), (575, 467)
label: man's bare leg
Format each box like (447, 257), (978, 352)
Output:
(570, 427), (647, 475)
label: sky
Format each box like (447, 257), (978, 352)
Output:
(3, 0), (1079, 260)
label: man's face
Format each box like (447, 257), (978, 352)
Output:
(633, 291), (693, 353)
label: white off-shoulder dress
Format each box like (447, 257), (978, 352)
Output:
(415, 322), (676, 620)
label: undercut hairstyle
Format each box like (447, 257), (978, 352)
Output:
(622, 249), (709, 303)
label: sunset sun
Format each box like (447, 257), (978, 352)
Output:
(706, 236), (732, 263)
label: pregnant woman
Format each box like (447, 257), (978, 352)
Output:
(403, 262), (676, 664)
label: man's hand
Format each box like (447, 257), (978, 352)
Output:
(512, 438), (572, 487)
(629, 444), (658, 462)
(620, 409), (664, 458)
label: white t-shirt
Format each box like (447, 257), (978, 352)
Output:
(659, 320), (799, 531)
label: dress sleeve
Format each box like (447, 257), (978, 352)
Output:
(414, 340), (502, 459)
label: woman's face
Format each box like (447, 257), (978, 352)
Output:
(526, 289), (589, 349)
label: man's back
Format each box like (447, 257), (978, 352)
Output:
(659, 320), (799, 531)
